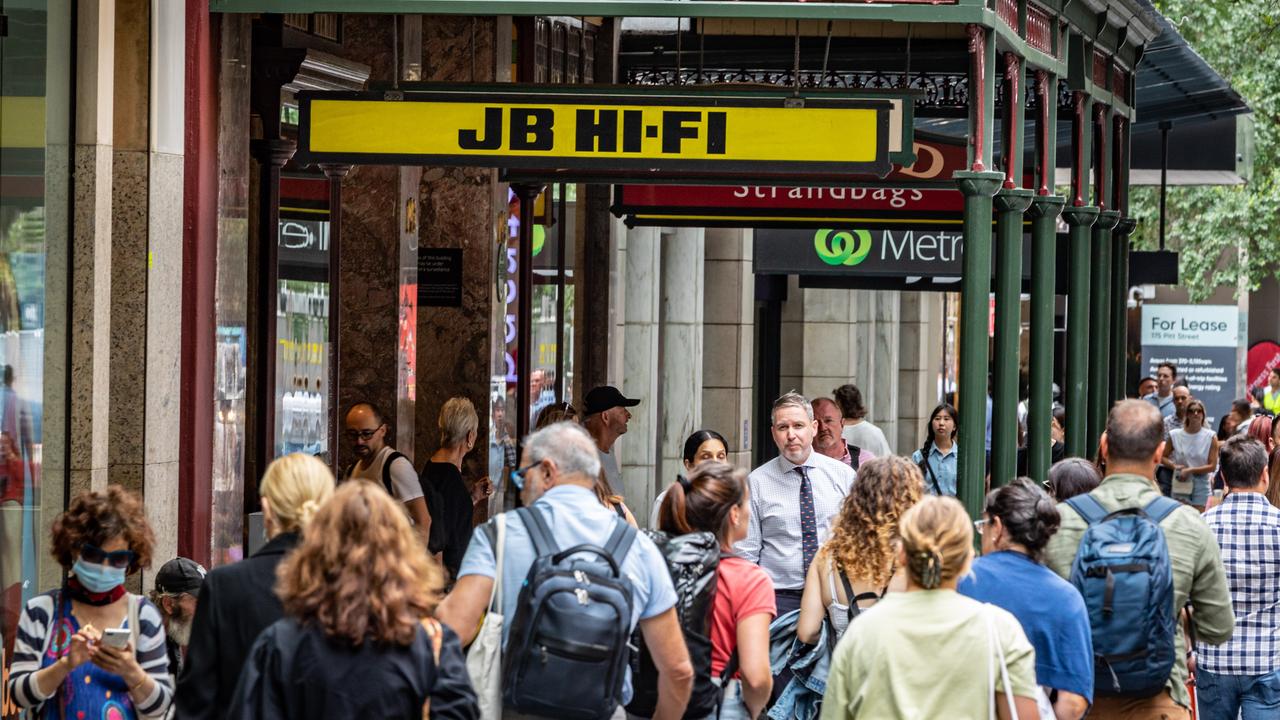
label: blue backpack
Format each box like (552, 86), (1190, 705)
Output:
(1066, 493), (1180, 697)
(502, 506), (637, 720)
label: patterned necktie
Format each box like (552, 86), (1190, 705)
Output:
(797, 466), (818, 575)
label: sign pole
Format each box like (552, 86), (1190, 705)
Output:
(513, 183), (545, 457)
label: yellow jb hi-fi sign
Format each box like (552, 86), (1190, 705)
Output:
(296, 85), (911, 181)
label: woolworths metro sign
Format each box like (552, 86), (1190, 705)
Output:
(756, 227), (1024, 281)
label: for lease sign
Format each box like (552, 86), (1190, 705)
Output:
(1141, 304), (1241, 424)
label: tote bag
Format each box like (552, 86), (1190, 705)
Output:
(465, 513), (505, 720)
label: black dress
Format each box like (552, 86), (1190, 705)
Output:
(420, 461), (474, 579)
(229, 617), (478, 720)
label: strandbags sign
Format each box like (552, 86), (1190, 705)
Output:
(1140, 304), (1242, 426)
(295, 85), (905, 180)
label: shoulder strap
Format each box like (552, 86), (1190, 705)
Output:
(849, 445), (861, 472)
(517, 506), (560, 558)
(128, 593), (140, 652)
(381, 451), (407, 496)
(40, 590), (62, 659)
(603, 518), (638, 565)
(1144, 495), (1182, 524)
(1065, 493), (1109, 526)
(921, 456), (942, 495)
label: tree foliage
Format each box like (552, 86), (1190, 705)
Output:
(1127, 0), (1280, 300)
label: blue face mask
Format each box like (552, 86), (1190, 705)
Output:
(72, 558), (127, 593)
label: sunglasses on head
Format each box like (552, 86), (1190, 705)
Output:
(81, 543), (136, 569)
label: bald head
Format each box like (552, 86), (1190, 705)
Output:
(1103, 399), (1164, 464)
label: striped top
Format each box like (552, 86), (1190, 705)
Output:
(5, 590), (174, 719)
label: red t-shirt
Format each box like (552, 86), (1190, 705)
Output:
(710, 555), (777, 677)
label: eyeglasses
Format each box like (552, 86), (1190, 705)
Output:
(345, 427), (381, 441)
(81, 544), (136, 569)
(973, 518), (988, 535)
(511, 461), (541, 491)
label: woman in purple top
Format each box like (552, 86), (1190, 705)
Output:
(959, 478), (1094, 720)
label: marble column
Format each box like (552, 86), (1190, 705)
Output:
(336, 15), (400, 473)
(702, 228), (754, 469)
(68, 0), (117, 496)
(897, 292), (946, 454)
(619, 226), (661, 522)
(108, 0), (151, 496)
(414, 16), (501, 483)
(658, 228), (704, 503)
(143, 0), (186, 578)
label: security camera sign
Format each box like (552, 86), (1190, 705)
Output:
(1141, 304), (1241, 425)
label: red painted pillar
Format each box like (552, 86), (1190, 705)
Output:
(180, 0), (216, 566)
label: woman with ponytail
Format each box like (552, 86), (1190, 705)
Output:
(959, 478), (1093, 719)
(657, 462), (774, 720)
(822, 496), (1041, 720)
(176, 453), (335, 720)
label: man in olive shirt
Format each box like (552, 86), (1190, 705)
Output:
(1045, 400), (1234, 719)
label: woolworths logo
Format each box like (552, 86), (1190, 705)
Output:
(814, 229), (873, 266)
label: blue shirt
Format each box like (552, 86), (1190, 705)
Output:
(1143, 392), (1175, 419)
(959, 550), (1094, 701)
(912, 444), (958, 497)
(457, 484), (677, 703)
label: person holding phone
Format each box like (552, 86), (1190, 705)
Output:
(5, 485), (174, 719)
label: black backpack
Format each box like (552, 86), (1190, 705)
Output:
(625, 531), (720, 719)
(848, 444), (862, 472)
(503, 506), (638, 720)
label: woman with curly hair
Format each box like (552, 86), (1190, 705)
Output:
(6, 485), (173, 719)
(796, 456), (923, 645)
(229, 481), (477, 718)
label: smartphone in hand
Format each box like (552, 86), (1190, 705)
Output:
(101, 628), (131, 649)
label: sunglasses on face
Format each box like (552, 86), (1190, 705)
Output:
(81, 543), (136, 569)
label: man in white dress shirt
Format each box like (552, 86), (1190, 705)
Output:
(736, 392), (855, 615)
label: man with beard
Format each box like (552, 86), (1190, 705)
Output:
(344, 401), (432, 547)
(812, 397), (875, 471)
(151, 556), (207, 677)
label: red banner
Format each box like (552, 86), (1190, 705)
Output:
(1247, 340), (1280, 392)
(614, 133), (975, 225)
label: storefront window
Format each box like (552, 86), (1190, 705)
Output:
(1, 0), (71, 696)
(276, 177), (332, 459)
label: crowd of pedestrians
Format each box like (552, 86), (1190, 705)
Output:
(6, 377), (1280, 720)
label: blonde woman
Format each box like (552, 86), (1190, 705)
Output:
(423, 397), (493, 580)
(797, 456), (923, 645)
(176, 454), (334, 720)
(230, 482), (477, 718)
(822, 496), (1041, 720)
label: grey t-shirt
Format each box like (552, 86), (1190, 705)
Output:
(598, 448), (621, 491)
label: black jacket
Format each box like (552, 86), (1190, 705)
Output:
(228, 617), (478, 719)
(176, 532), (299, 720)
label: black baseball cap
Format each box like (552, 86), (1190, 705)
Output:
(155, 557), (207, 595)
(583, 386), (641, 416)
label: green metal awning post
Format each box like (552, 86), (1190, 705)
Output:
(1112, 217), (1137, 401)
(1062, 204), (1098, 457)
(1027, 195), (1065, 480)
(1062, 89), (1095, 458)
(1088, 210), (1120, 456)
(990, 52), (1030, 489)
(956, 171), (1003, 516)
(992, 187), (1033, 487)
